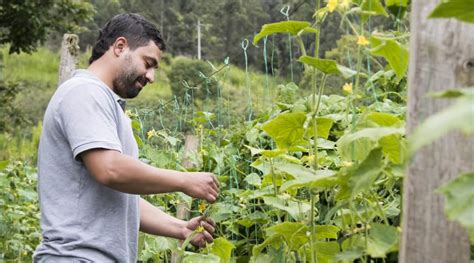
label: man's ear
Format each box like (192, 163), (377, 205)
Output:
(112, 37), (129, 57)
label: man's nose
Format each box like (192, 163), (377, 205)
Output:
(145, 68), (155, 83)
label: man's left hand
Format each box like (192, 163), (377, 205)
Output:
(182, 216), (216, 248)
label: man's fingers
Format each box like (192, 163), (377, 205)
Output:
(202, 231), (214, 243)
(204, 217), (216, 228)
(201, 220), (215, 234)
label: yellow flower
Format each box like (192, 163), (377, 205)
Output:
(342, 83), (353, 94)
(147, 129), (156, 140)
(327, 0), (337, 12)
(341, 0), (351, 9)
(196, 226), (205, 233)
(198, 202), (207, 213)
(357, 35), (370, 46)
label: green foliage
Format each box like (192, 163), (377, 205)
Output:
(0, 162), (40, 260)
(429, 0), (474, 24)
(438, 172), (474, 243)
(253, 21), (317, 46)
(168, 56), (219, 101)
(370, 36), (409, 81)
(0, 0), (95, 54)
(298, 56), (356, 78)
(409, 89), (474, 153)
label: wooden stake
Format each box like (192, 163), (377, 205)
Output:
(400, 2), (474, 262)
(58, 34), (79, 85)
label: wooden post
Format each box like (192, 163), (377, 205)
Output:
(400, 1), (474, 263)
(58, 34), (79, 85)
(171, 135), (199, 263)
(197, 19), (201, 60)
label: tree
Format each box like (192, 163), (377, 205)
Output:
(0, 0), (94, 54)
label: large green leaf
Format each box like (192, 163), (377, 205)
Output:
(279, 167), (338, 192)
(305, 241), (340, 263)
(263, 196), (311, 221)
(361, 0), (389, 23)
(438, 172), (474, 242)
(365, 112), (402, 127)
(182, 252), (220, 263)
(244, 173), (262, 187)
(265, 222), (308, 249)
(429, 0), (474, 24)
(348, 148), (383, 197)
(334, 250), (363, 263)
(370, 36), (408, 80)
(253, 21), (316, 46)
(208, 237), (235, 263)
(307, 117), (334, 139)
(314, 225), (340, 240)
(409, 96), (474, 153)
(366, 223), (399, 257)
(379, 134), (406, 164)
(262, 112), (306, 149)
(298, 56), (356, 78)
(337, 127), (405, 161)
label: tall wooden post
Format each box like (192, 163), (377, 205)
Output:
(171, 135), (199, 263)
(400, 1), (474, 263)
(58, 34), (79, 85)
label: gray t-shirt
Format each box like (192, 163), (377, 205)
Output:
(34, 70), (140, 262)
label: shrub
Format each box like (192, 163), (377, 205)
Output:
(167, 56), (218, 101)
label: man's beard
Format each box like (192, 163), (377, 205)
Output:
(113, 58), (147, 99)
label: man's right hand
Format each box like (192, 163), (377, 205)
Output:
(181, 172), (219, 203)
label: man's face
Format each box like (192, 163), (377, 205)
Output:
(113, 40), (161, 99)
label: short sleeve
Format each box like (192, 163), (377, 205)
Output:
(57, 83), (122, 160)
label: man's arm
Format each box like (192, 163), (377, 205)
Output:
(139, 198), (215, 247)
(80, 149), (219, 202)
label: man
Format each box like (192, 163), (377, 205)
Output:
(33, 13), (219, 262)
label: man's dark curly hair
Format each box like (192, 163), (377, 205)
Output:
(89, 13), (165, 64)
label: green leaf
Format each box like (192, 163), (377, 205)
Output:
(265, 222), (309, 250)
(263, 196), (311, 221)
(348, 148), (383, 197)
(307, 117), (334, 139)
(0, 160), (9, 171)
(409, 97), (474, 153)
(429, 0), (474, 24)
(279, 170), (338, 192)
(366, 223), (399, 257)
(385, 0), (408, 6)
(361, 0), (389, 23)
(438, 172), (474, 242)
(305, 241), (340, 263)
(253, 21), (314, 46)
(379, 134), (406, 164)
(298, 56), (356, 78)
(334, 250), (363, 263)
(370, 36), (408, 80)
(365, 112), (402, 127)
(337, 127), (405, 161)
(244, 173), (262, 187)
(262, 112), (306, 149)
(430, 88), (474, 98)
(315, 225), (340, 240)
(209, 237), (235, 263)
(182, 252), (220, 263)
